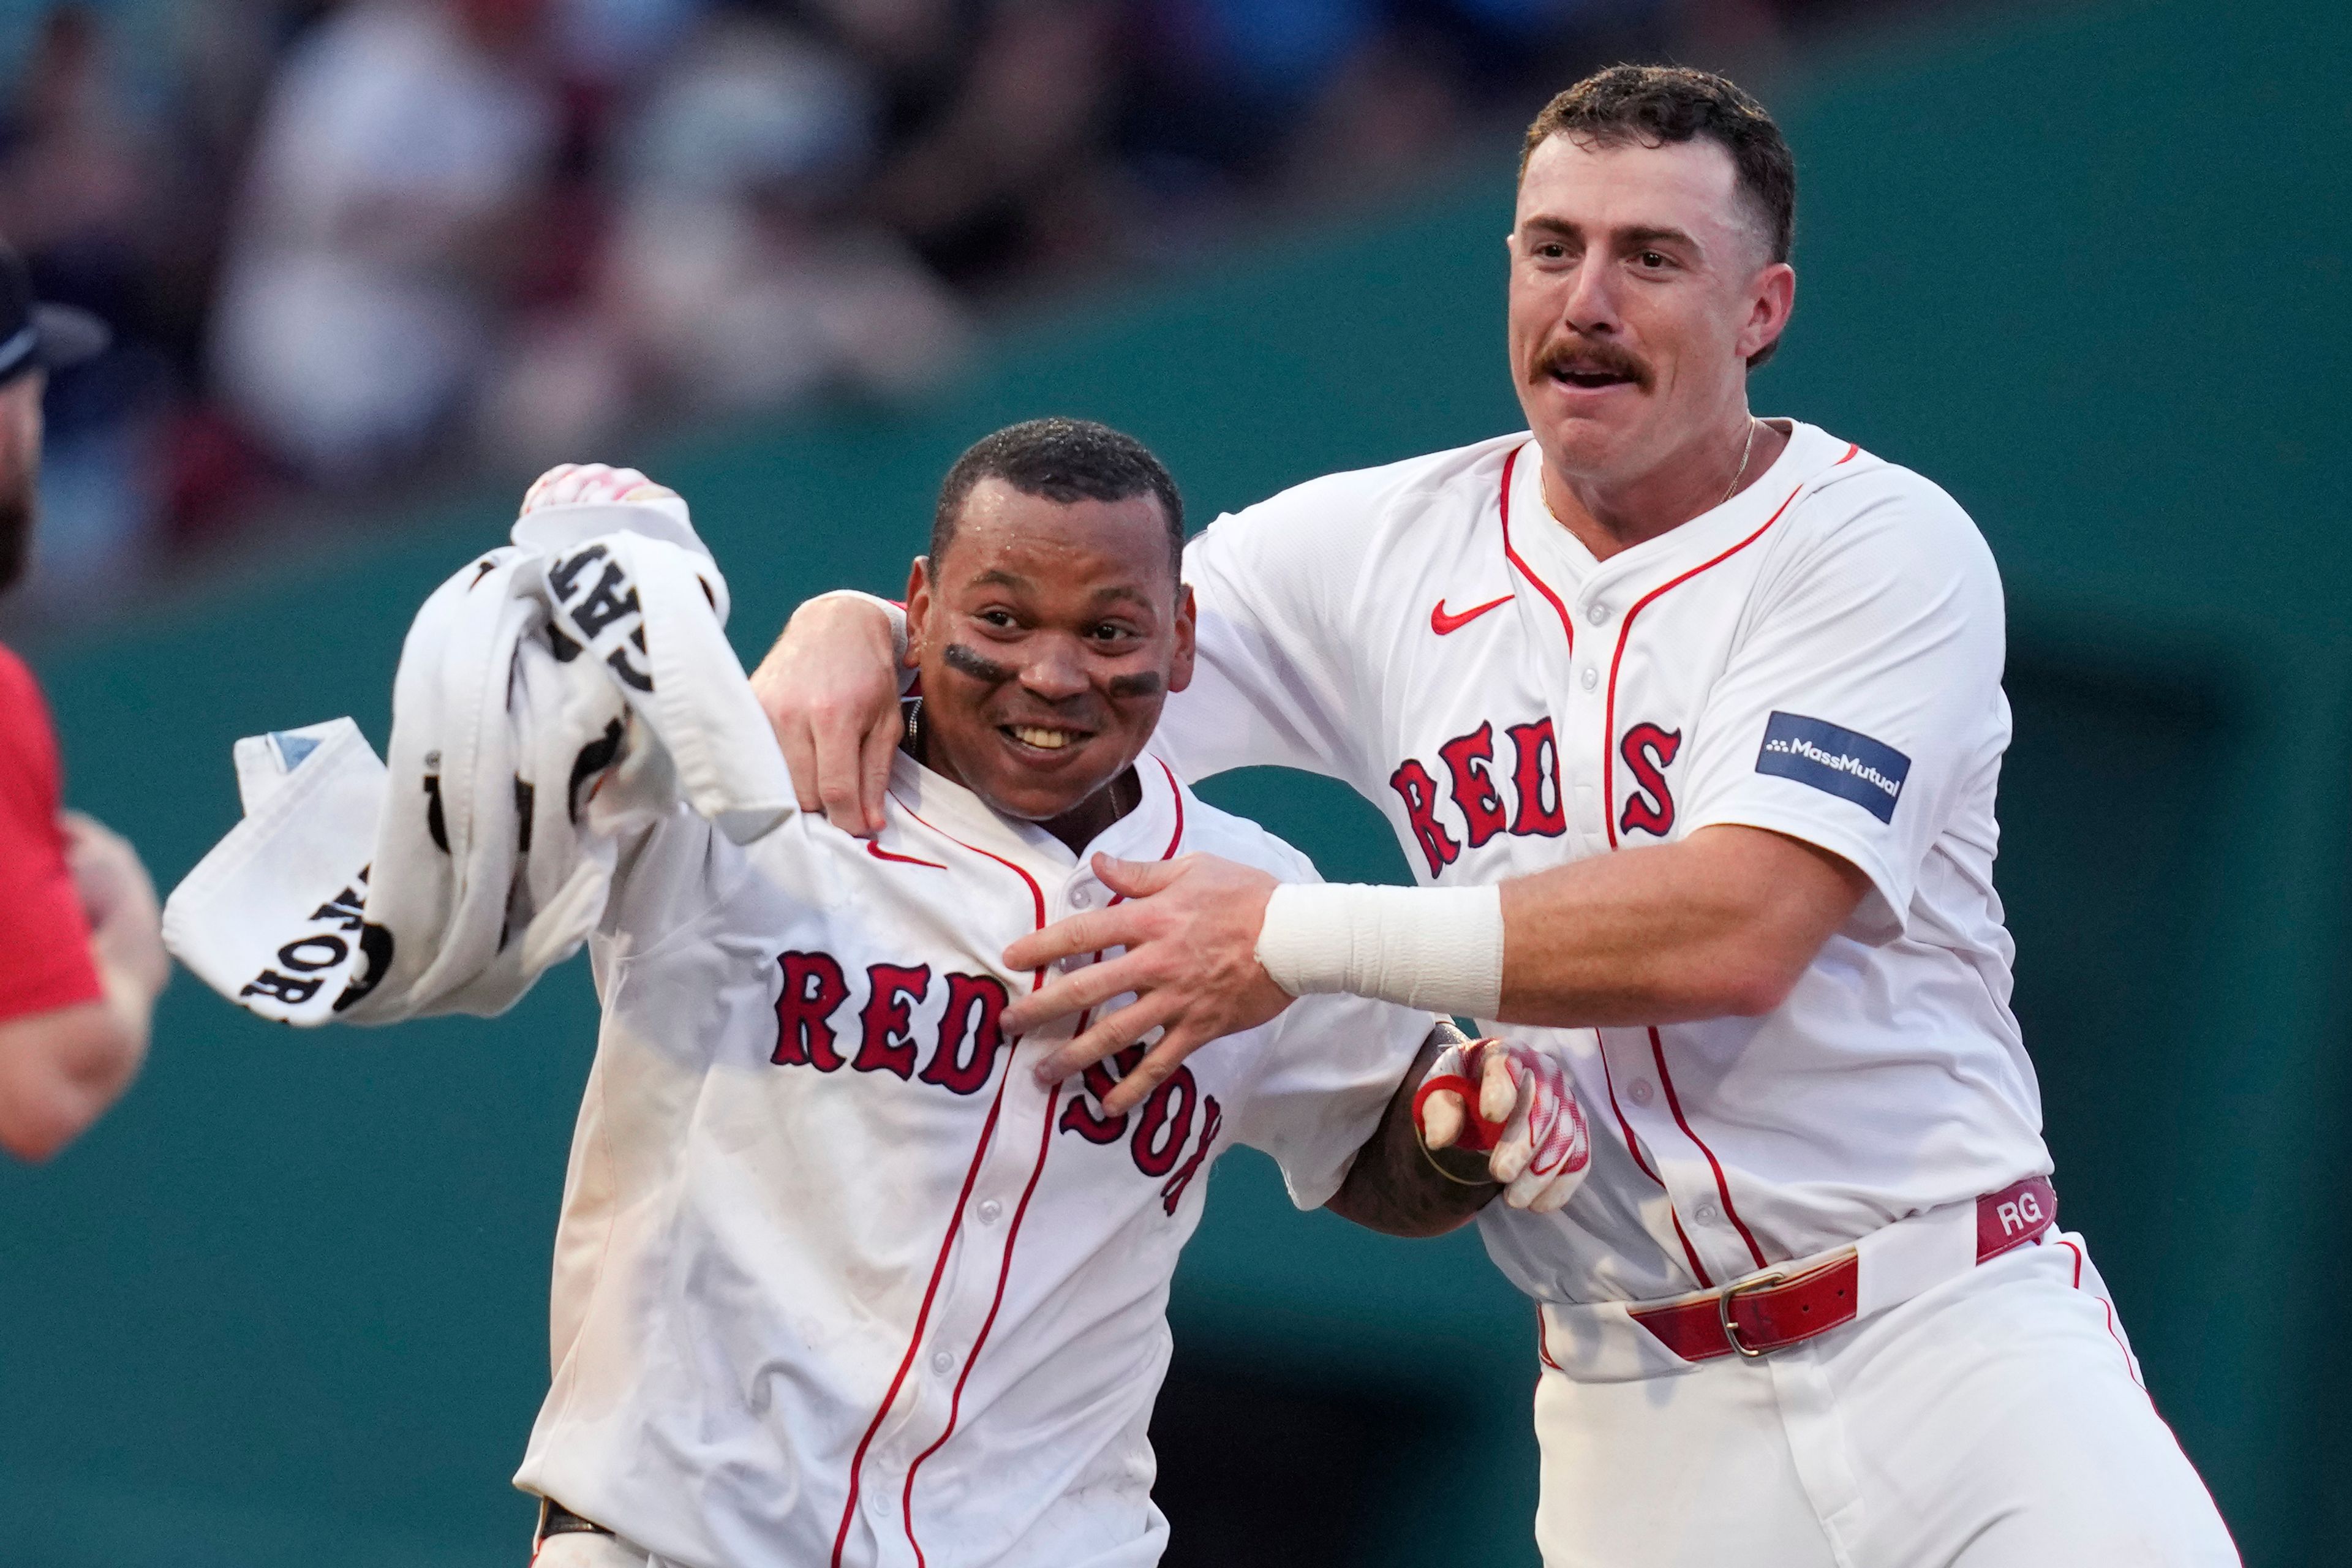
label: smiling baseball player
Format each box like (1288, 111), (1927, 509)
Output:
(492, 425), (1589, 1568)
(755, 68), (2237, 1566)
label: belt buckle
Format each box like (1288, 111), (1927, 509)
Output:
(1717, 1270), (1787, 1359)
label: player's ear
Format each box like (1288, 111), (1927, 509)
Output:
(1738, 261), (1796, 365)
(1167, 584), (1197, 695)
(905, 556), (933, 666)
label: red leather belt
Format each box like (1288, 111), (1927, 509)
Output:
(1627, 1175), (2057, 1363)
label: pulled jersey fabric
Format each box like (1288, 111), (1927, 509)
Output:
(0, 643), (99, 1022)
(514, 752), (1431, 1568)
(1160, 421), (2046, 1305)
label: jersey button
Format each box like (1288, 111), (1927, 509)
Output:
(1580, 665), (1599, 691)
(1694, 1202), (1719, 1225)
(977, 1199), (1003, 1225)
(1069, 886), (1096, 910)
(1627, 1078), (1654, 1106)
(931, 1349), (956, 1374)
(1586, 602), (1610, 625)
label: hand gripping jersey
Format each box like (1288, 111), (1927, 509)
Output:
(1154, 421), (2049, 1307)
(512, 750), (1430, 1568)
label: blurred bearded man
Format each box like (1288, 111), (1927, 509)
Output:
(0, 243), (168, 1161)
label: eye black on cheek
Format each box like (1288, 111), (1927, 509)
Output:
(1106, 671), (1163, 699)
(943, 643), (1015, 683)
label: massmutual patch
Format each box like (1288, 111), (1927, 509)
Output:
(1755, 712), (1910, 823)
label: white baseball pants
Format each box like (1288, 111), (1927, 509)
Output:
(1532, 1233), (2238, 1566)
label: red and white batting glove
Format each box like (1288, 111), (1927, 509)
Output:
(1412, 1036), (1591, 1212)
(520, 462), (680, 516)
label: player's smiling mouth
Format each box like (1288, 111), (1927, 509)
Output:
(1001, 722), (1091, 754)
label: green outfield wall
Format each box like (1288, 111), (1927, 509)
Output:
(4, 0), (2346, 1560)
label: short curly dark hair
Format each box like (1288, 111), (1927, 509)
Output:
(1521, 66), (1796, 366)
(933, 417), (1184, 585)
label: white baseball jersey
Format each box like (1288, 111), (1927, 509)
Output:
(510, 749), (1430, 1568)
(1156, 420), (2049, 1305)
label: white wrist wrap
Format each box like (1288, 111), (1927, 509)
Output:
(1255, 883), (1504, 1018)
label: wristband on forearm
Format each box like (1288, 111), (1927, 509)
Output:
(1254, 883), (1504, 1018)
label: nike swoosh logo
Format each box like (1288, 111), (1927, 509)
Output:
(1430, 593), (1514, 635)
(869, 842), (946, 870)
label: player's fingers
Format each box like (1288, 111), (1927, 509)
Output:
(1506, 1161), (1558, 1211)
(1091, 853), (1184, 899)
(781, 718), (826, 815)
(1001, 908), (1149, 981)
(857, 707), (898, 835)
(1033, 992), (1178, 1093)
(1007, 951), (1152, 1037)
(1490, 1070), (1539, 1192)
(1419, 1088), (1466, 1151)
(546, 463), (611, 508)
(1525, 1164), (1585, 1214)
(809, 703), (875, 834)
(1479, 1046), (1520, 1126)
(594, 466), (650, 501)
(1100, 1016), (1209, 1117)
(521, 464), (577, 513)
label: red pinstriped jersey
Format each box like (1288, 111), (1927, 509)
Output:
(512, 753), (1428, 1567)
(1158, 421), (2049, 1305)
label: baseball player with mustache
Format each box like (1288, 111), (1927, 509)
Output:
(753, 67), (2237, 1566)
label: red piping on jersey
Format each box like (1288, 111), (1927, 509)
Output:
(1583, 481), (1803, 1277)
(832, 801), (1049, 1568)
(903, 1079), (1063, 1566)
(1152, 756), (1186, 859)
(1600, 481), (1801, 849)
(1591, 1030), (1709, 1286)
(1499, 442), (1723, 1285)
(1649, 1027), (1768, 1272)
(895, 759), (1189, 1562)
(1496, 445), (1573, 657)
(869, 841), (947, 870)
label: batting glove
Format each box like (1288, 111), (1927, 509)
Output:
(1412, 1036), (1591, 1212)
(520, 462), (679, 515)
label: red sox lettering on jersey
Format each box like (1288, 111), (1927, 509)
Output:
(1158, 421), (2045, 1306)
(769, 949), (1222, 1214)
(511, 751), (1429, 1568)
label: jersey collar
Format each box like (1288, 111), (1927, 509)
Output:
(883, 750), (1186, 879)
(1507, 418), (1849, 594)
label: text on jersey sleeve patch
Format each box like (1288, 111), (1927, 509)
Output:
(1755, 712), (1910, 823)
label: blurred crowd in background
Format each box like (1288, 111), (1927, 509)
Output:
(0, 0), (1889, 619)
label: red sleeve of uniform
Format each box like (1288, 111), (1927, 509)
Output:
(0, 643), (102, 1022)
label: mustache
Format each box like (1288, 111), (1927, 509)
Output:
(940, 642), (1163, 700)
(1532, 336), (1654, 391)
